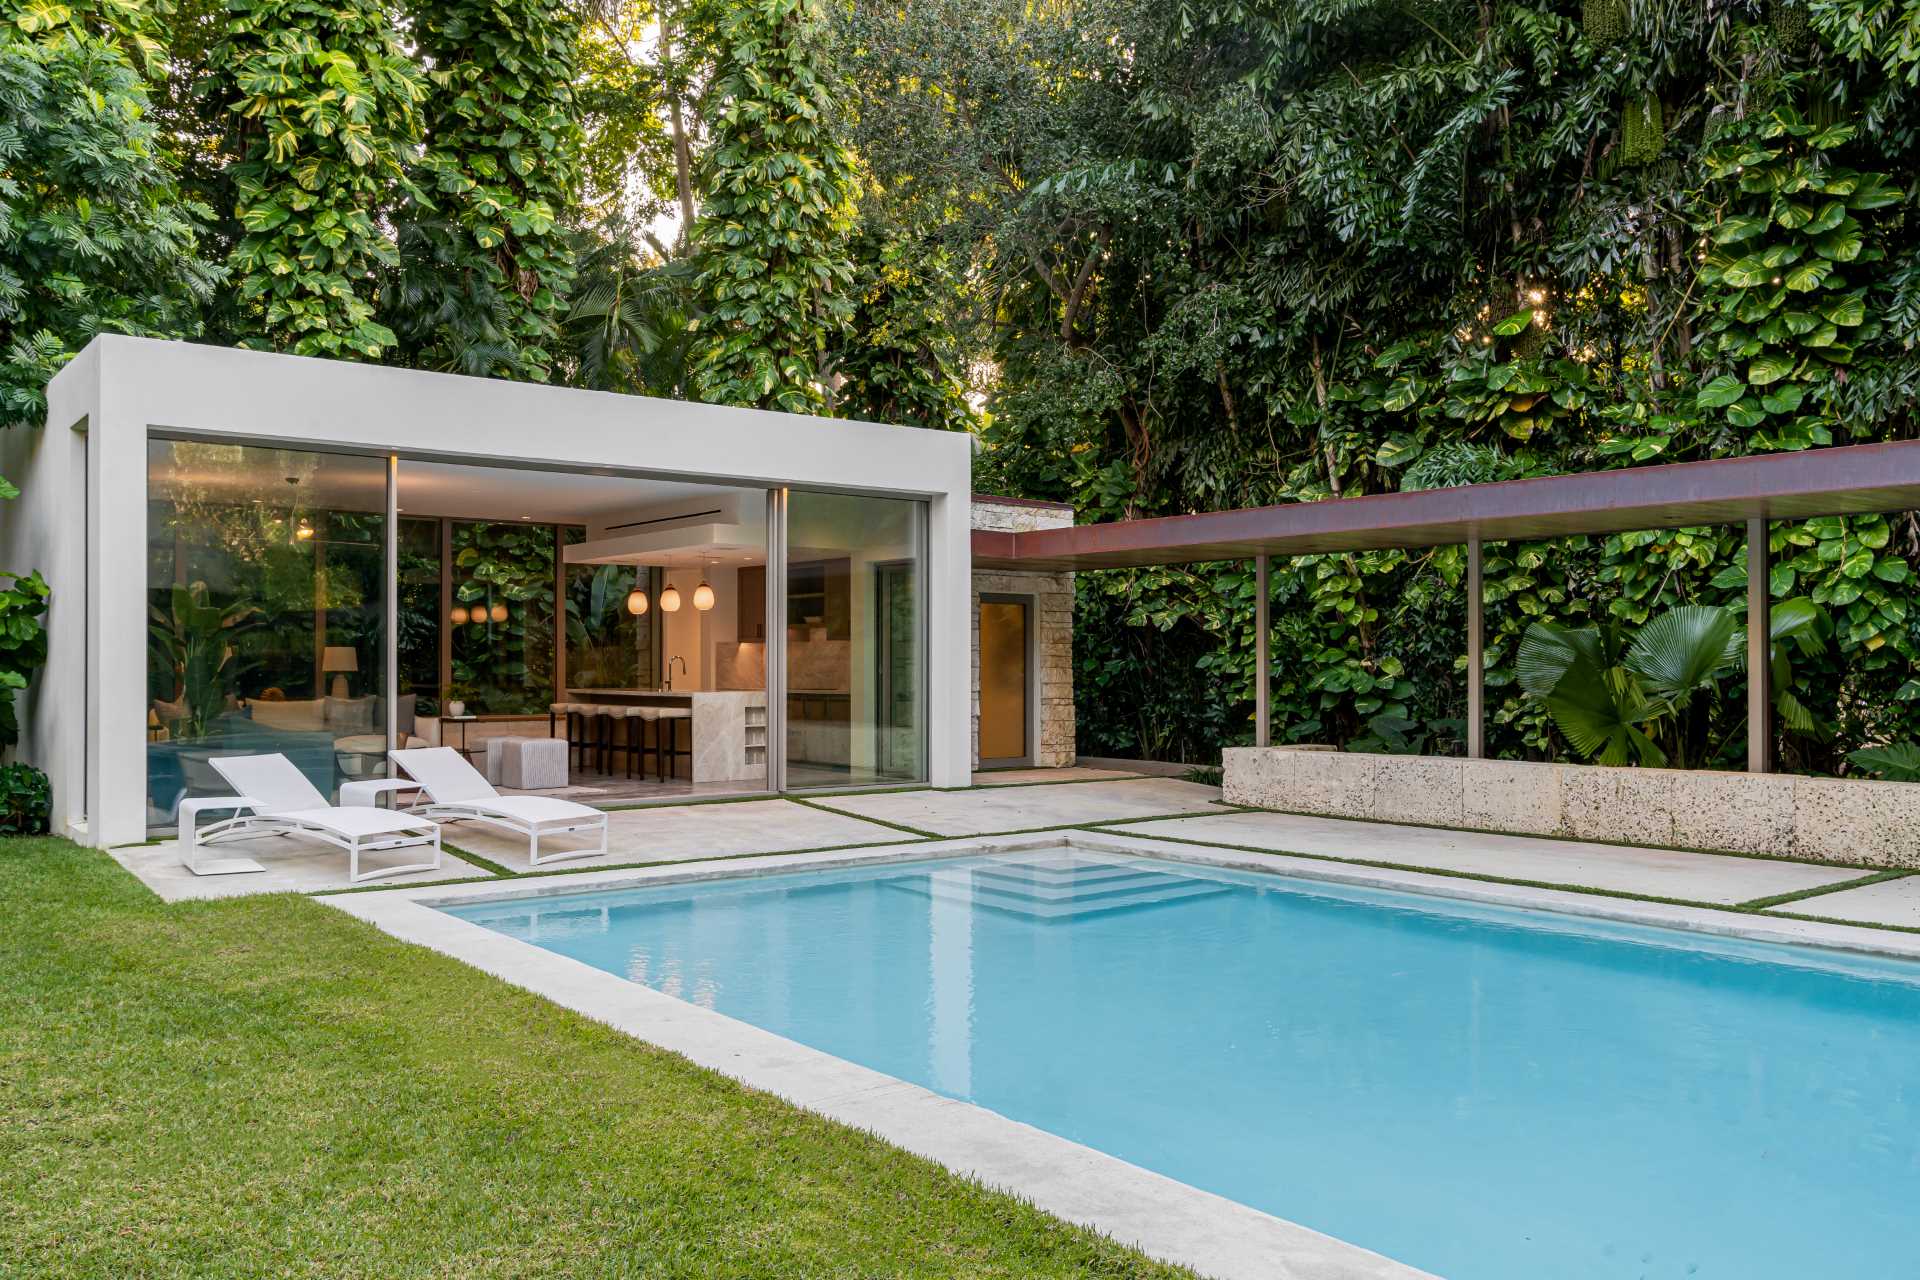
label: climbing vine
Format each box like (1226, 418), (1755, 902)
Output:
(218, 0), (426, 358)
(390, 0), (583, 379)
(688, 0), (857, 412)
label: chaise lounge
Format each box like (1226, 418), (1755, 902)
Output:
(389, 746), (609, 866)
(186, 753), (443, 884)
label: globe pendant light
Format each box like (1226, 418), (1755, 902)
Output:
(489, 602), (508, 623)
(626, 587), (649, 615)
(449, 605), (469, 625)
(660, 582), (682, 612)
(693, 559), (715, 612)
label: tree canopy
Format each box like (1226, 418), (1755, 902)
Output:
(3, 0), (1918, 773)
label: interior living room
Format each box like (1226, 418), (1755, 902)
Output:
(145, 442), (926, 829)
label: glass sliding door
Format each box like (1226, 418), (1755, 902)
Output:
(146, 440), (389, 827)
(784, 490), (925, 787)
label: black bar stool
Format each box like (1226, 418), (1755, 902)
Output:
(656, 707), (691, 782)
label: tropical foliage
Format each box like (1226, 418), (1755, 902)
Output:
(0, 0), (217, 424)
(388, 0), (583, 379)
(688, 0), (857, 411)
(835, 0), (1920, 772)
(215, 0), (427, 358)
(6, 0), (1920, 778)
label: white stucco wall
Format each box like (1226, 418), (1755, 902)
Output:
(36, 336), (975, 846)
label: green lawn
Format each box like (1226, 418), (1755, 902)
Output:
(0, 837), (1190, 1279)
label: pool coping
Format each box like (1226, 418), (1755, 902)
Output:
(323, 830), (1920, 1280)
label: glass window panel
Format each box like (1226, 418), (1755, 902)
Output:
(566, 562), (662, 691)
(396, 516), (441, 721)
(448, 521), (556, 714)
(146, 440), (388, 827)
(786, 491), (924, 787)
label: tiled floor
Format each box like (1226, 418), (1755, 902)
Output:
(442, 798), (913, 873)
(111, 837), (491, 903)
(806, 777), (1227, 837)
(1125, 810), (1866, 906)
(105, 769), (1920, 932)
(1769, 873), (1920, 928)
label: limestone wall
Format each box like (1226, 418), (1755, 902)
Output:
(971, 497), (1076, 769)
(1222, 746), (1920, 868)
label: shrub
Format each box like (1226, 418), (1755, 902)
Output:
(0, 763), (51, 835)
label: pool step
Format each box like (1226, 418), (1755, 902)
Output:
(891, 859), (1231, 921)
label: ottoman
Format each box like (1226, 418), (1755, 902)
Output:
(502, 736), (570, 790)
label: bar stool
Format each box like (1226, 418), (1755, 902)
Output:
(586, 703), (625, 775)
(655, 707), (692, 782)
(619, 706), (659, 780)
(552, 702), (591, 772)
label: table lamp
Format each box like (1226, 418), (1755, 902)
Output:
(322, 646), (359, 699)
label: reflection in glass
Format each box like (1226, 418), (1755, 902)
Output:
(567, 562), (663, 691)
(785, 490), (924, 786)
(447, 521), (556, 714)
(146, 440), (387, 827)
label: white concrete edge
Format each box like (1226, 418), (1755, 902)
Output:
(1063, 830), (1920, 964)
(324, 835), (1432, 1280)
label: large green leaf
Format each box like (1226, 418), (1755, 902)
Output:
(1848, 744), (1920, 782)
(1694, 374), (1744, 409)
(1747, 353), (1795, 385)
(1622, 604), (1740, 701)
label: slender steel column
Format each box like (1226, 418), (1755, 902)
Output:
(1748, 517), (1770, 773)
(1467, 536), (1484, 759)
(384, 456), (399, 770)
(766, 488), (788, 792)
(1254, 554), (1270, 748)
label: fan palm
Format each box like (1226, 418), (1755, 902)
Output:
(1517, 604), (1742, 768)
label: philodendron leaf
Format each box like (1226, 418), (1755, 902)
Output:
(1802, 200), (1847, 234)
(1820, 293), (1866, 326)
(1713, 215), (1768, 245)
(1491, 310), (1532, 336)
(1813, 223), (1863, 262)
(1727, 399), (1767, 428)
(1760, 384), (1805, 414)
(1784, 260), (1833, 291)
(1747, 353), (1796, 385)
(1695, 374), (1744, 409)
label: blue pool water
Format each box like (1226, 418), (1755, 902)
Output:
(443, 849), (1920, 1279)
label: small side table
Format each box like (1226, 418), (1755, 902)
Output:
(340, 778), (422, 810)
(179, 795), (266, 876)
(440, 715), (480, 762)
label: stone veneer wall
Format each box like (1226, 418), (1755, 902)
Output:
(1223, 746), (1920, 869)
(971, 496), (1076, 769)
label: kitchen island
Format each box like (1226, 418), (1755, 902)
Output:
(564, 689), (768, 785)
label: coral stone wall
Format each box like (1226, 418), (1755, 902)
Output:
(1223, 746), (1920, 868)
(971, 497), (1076, 769)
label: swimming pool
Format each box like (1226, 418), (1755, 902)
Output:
(443, 847), (1920, 1279)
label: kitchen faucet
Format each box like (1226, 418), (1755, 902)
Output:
(665, 655), (687, 691)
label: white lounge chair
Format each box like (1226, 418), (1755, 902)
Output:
(389, 746), (609, 866)
(188, 753), (443, 884)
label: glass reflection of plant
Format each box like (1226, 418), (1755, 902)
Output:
(149, 582), (262, 739)
(567, 563), (656, 688)
(395, 518), (442, 714)
(450, 522), (556, 713)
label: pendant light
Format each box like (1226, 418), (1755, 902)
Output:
(660, 582), (682, 612)
(489, 602), (508, 623)
(626, 586), (649, 615)
(449, 605), (469, 625)
(692, 559), (715, 612)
